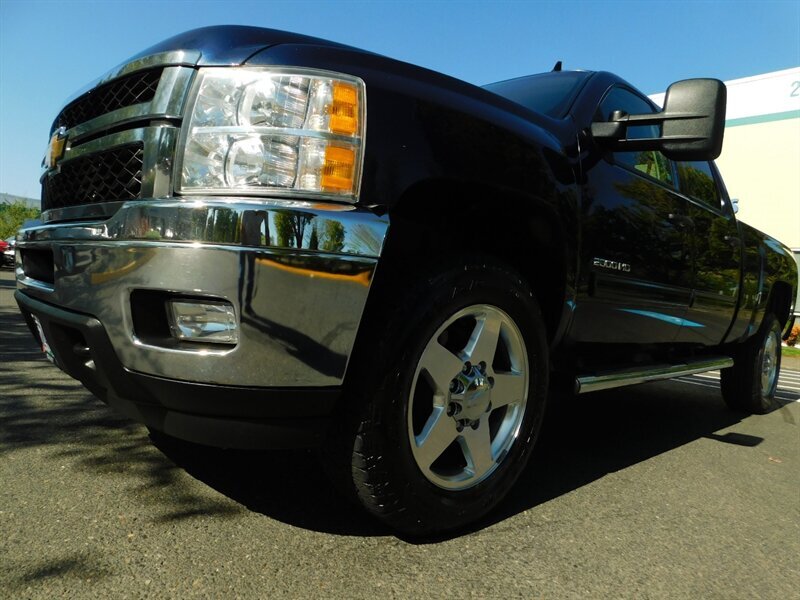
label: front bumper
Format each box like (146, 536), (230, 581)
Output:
(16, 198), (389, 447)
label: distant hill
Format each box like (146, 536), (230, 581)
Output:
(0, 193), (39, 209)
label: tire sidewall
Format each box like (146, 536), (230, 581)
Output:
(371, 263), (548, 528)
(752, 318), (782, 411)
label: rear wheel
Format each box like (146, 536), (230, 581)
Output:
(331, 259), (548, 535)
(721, 314), (782, 414)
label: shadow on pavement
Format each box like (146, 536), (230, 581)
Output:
(0, 304), (246, 532)
(148, 433), (388, 536)
(153, 378), (760, 541)
(1, 298), (384, 538)
(0, 285), (769, 542)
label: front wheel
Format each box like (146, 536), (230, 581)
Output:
(333, 259), (549, 535)
(721, 314), (783, 414)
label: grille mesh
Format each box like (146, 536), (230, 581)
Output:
(53, 69), (162, 132)
(42, 144), (144, 211)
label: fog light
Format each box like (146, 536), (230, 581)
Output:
(167, 300), (239, 345)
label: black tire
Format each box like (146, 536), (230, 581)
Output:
(327, 258), (549, 535)
(720, 314), (783, 414)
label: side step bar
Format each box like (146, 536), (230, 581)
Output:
(575, 356), (734, 394)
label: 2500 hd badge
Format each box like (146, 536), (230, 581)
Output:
(15, 26), (797, 535)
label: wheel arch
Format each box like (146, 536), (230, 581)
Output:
(767, 280), (794, 331)
(363, 178), (571, 347)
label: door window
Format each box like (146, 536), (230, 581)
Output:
(596, 87), (675, 187)
(677, 161), (725, 213)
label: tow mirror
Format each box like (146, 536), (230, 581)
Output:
(591, 78), (727, 161)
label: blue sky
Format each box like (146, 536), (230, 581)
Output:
(1, 0), (798, 199)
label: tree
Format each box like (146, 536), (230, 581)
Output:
(321, 220), (346, 253)
(308, 224), (319, 250)
(273, 211), (315, 248)
(0, 200), (41, 239)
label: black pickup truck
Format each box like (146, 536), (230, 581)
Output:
(16, 26), (797, 534)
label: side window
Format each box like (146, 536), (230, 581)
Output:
(677, 161), (723, 212)
(596, 86), (674, 187)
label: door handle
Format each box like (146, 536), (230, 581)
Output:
(724, 235), (741, 247)
(668, 213), (694, 230)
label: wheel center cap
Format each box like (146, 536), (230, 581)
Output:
(453, 365), (492, 421)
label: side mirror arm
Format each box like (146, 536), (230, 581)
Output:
(590, 78), (726, 161)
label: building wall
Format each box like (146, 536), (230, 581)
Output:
(716, 115), (800, 250)
(713, 67), (800, 251)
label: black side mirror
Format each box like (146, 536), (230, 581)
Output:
(661, 79), (726, 160)
(591, 78), (727, 161)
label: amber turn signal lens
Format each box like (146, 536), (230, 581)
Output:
(321, 145), (355, 192)
(329, 82), (359, 136)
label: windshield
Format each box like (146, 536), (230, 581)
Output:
(484, 71), (591, 118)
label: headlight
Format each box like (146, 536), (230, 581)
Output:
(178, 68), (366, 200)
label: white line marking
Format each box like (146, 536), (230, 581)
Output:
(673, 377), (799, 401)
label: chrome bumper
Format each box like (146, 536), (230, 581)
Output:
(17, 198), (389, 387)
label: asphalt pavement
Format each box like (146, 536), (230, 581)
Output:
(1, 268), (798, 598)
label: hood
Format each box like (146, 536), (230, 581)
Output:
(129, 25), (357, 66)
(60, 26), (362, 108)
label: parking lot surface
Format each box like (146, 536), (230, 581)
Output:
(1, 269), (798, 598)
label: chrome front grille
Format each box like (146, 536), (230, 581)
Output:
(42, 143), (144, 211)
(52, 69), (163, 133)
(40, 54), (197, 223)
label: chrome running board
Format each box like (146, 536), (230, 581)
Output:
(575, 356), (734, 394)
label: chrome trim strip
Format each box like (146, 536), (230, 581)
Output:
(151, 66), (196, 119)
(25, 198), (389, 258)
(575, 357), (734, 394)
(16, 275), (54, 293)
(60, 51), (201, 109)
(142, 127), (179, 198)
(57, 128), (147, 164)
(190, 126), (362, 144)
(67, 104), (154, 142)
(40, 202), (126, 225)
(103, 51), (201, 85)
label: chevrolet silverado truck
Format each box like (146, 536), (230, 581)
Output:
(15, 26), (798, 534)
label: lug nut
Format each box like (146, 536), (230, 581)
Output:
(447, 402), (461, 417)
(470, 420), (480, 430)
(462, 361), (472, 374)
(479, 361), (487, 374)
(456, 422), (465, 433)
(488, 376), (495, 388)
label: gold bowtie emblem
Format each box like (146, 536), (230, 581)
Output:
(47, 126), (68, 168)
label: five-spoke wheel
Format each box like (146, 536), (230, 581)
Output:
(408, 304), (528, 489)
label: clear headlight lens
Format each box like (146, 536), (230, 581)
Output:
(179, 68), (365, 199)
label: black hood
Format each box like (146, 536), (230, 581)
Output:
(129, 25), (360, 66)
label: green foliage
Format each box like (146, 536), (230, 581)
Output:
(676, 163), (717, 204)
(273, 211), (315, 248)
(274, 212), (294, 247)
(321, 220), (346, 253)
(308, 224), (319, 250)
(0, 199), (41, 240)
